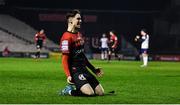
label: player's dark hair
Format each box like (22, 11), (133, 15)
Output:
(40, 29), (44, 31)
(110, 30), (116, 34)
(66, 9), (81, 20)
(141, 28), (147, 33)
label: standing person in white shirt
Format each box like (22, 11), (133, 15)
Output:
(100, 33), (109, 60)
(135, 29), (149, 67)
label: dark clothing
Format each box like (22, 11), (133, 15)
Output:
(60, 31), (99, 89)
(34, 32), (46, 49)
(72, 67), (99, 90)
(36, 40), (43, 49)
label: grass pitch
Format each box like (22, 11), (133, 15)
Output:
(0, 57), (180, 104)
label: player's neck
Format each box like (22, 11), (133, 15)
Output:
(67, 25), (78, 33)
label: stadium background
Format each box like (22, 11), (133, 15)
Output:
(0, 0), (180, 59)
(1, 0), (180, 104)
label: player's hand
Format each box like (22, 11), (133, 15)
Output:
(136, 35), (140, 39)
(67, 76), (74, 84)
(112, 45), (115, 48)
(95, 67), (104, 77)
(134, 35), (140, 42)
(134, 38), (137, 42)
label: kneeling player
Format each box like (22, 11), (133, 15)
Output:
(60, 9), (104, 96)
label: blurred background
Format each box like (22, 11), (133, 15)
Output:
(0, 0), (180, 61)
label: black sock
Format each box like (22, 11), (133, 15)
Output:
(108, 54), (111, 61)
(70, 90), (95, 97)
(35, 52), (38, 57)
(35, 51), (40, 58)
(115, 53), (119, 60)
(37, 51), (40, 58)
(70, 90), (83, 96)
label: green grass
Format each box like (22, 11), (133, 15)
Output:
(0, 58), (180, 104)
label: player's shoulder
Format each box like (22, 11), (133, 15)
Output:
(144, 34), (149, 39)
(35, 33), (39, 36)
(147, 34), (150, 37)
(63, 31), (73, 36)
(114, 35), (117, 38)
(113, 35), (118, 40)
(61, 32), (72, 39)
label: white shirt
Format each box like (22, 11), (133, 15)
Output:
(141, 34), (149, 49)
(100, 37), (108, 48)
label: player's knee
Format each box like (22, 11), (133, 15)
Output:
(95, 84), (104, 96)
(96, 90), (104, 96)
(80, 84), (95, 96)
(83, 89), (94, 96)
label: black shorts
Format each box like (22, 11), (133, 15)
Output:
(36, 40), (43, 49)
(101, 48), (108, 52)
(141, 49), (148, 54)
(72, 69), (99, 90)
(109, 47), (118, 54)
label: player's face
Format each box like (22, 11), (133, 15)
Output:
(72, 14), (82, 29)
(109, 32), (113, 36)
(103, 34), (106, 37)
(141, 31), (146, 36)
(40, 30), (44, 34)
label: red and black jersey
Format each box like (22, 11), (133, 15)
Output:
(60, 31), (86, 75)
(60, 31), (98, 77)
(34, 32), (46, 43)
(110, 34), (118, 48)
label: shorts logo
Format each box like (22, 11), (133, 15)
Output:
(61, 40), (68, 51)
(78, 74), (86, 81)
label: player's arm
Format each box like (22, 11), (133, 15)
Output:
(83, 53), (103, 77)
(34, 34), (38, 43)
(62, 54), (73, 84)
(99, 38), (102, 49)
(112, 37), (118, 48)
(60, 36), (74, 84)
(139, 37), (146, 43)
(134, 35), (144, 42)
(62, 54), (70, 77)
(134, 35), (139, 42)
(43, 35), (46, 44)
